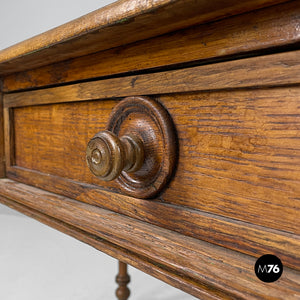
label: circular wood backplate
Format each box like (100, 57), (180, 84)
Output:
(106, 96), (177, 198)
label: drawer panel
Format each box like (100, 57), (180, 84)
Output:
(164, 88), (300, 234)
(14, 100), (118, 188)
(11, 87), (300, 234)
(5, 88), (300, 270)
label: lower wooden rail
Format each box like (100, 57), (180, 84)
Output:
(0, 179), (299, 299)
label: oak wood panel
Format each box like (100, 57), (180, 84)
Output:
(163, 88), (300, 234)
(4, 50), (300, 108)
(0, 178), (299, 300)
(3, 0), (300, 92)
(13, 100), (117, 189)
(0, 92), (5, 177)
(9, 86), (300, 235)
(5, 166), (300, 270)
(0, 0), (289, 76)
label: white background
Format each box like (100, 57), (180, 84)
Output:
(0, 1), (197, 299)
(0, 0), (115, 50)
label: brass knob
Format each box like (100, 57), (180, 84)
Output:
(86, 130), (144, 181)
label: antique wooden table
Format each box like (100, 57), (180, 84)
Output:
(0, 0), (299, 299)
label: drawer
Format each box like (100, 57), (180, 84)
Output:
(2, 49), (300, 298)
(6, 87), (300, 235)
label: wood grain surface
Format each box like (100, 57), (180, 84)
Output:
(3, 107), (14, 169)
(0, 0), (289, 76)
(2, 0), (300, 92)
(1, 1), (299, 298)
(3, 49), (299, 265)
(0, 179), (299, 300)
(0, 92), (4, 177)
(9, 88), (300, 235)
(4, 50), (300, 108)
(5, 165), (300, 271)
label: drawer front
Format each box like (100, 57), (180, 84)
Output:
(3, 51), (300, 273)
(10, 88), (300, 232)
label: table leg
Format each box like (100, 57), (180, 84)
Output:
(116, 260), (130, 300)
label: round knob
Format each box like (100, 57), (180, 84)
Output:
(86, 130), (144, 181)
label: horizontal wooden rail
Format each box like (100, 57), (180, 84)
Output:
(4, 50), (300, 108)
(0, 178), (299, 299)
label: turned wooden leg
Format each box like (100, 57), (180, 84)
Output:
(116, 261), (130, 300)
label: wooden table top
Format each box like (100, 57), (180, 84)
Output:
(0, 0), (289, 75)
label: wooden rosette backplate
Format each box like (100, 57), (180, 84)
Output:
(106, 96), (177, 199)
